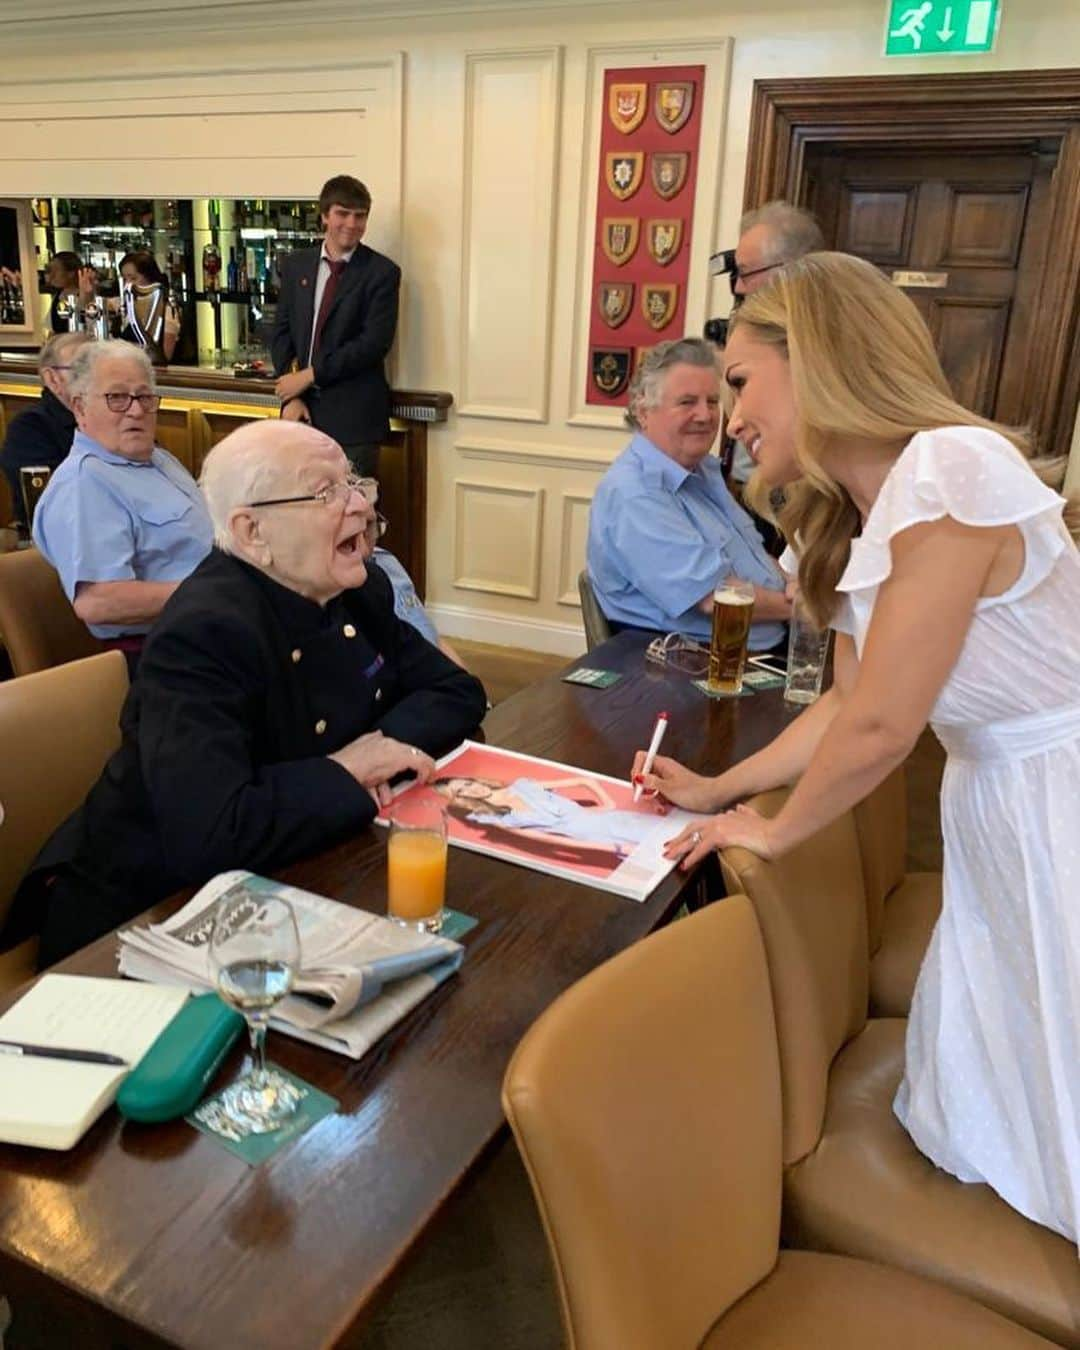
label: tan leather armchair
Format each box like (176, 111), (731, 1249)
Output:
(0, 651), (128, 989)
(0, 548), (101, 677)
(853, 765), (942, 1016)
(721, 792), (1080, 1348)
(502, 896), (1056, 1350)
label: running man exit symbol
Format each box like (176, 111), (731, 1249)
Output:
(885, 0), (1000, 54)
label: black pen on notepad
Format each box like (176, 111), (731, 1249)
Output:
(0, 1040), (128, 1067)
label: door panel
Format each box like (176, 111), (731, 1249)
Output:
(807, 144), (1056, 426)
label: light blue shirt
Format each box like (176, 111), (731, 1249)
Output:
(33, 430), (213, 639)
(586, 432), (785, 649)
(469, 778), (656, 856)
(372, 547), (441, 647)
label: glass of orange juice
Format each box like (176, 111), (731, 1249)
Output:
(387, 798), (448, 933)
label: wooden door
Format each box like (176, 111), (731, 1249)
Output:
(806, 144), (1056, 425)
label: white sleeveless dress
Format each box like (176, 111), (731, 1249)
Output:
(833, 425), (1080, 1246)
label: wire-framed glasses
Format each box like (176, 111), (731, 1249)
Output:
(645, 632), (710, 676)
(247, 473), (385, 533)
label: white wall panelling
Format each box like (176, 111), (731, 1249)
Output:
(455, 435), (617, 472)
(457, 47), (562, 421)
(453, 479), (545, 598)
(557, 492), (593, 607)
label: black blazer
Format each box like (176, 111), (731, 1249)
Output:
(0, 388), (76, 525)
(271, 244), (401, 447)
(23, 550), (486, 959)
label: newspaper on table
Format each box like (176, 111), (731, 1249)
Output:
(117, 870), (464, 1060)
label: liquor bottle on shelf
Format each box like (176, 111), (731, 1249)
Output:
(208, 198), (220, 233)
(226, 246), (238, 292)
(202, 239), (222, 292)
(55, 198), (69, 227)
(237, 248), (249, 293)
(69, 199), (82, 227)
(120, 201), (134, 226)
(34, 197), (52, 227)
(252, 199), (265, 228)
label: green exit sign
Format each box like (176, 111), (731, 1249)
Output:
(885, 0), (1000, 55)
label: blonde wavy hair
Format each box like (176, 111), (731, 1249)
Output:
(734, 251), (1074, 626)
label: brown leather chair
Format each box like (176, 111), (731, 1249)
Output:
(502, 896), (1056, 1350)
(721, 793), (1080, 1348)
(0, 548), (102, 676)
(0, 651), (128, 989)
(577, 571), (612, 652)
(853, 765), (942, 1016)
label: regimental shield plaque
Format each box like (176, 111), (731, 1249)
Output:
(634, 344), (654, 374)
(651, 151), (689, 200)
(655, 82), (694, 134)
(647, 219), (684, 267)
(608, 82), (647, 135)
(591, 347), (632, 398)
(597, 281), (634, 329)
(605, 151), (645, 202)
(601, 217), (640, 266)
(642, 283), (678, 331)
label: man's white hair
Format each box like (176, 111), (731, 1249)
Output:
(67, 339), (155, 402)
(199, 419), (337, 552)
(738, 200), (824, 265)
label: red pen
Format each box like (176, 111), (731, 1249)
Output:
(634, 711), (669, 803)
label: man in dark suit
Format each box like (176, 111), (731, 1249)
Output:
(0, 330), (93, 526)
(11, 420), (486, 966)
(271, 175), (400, 477)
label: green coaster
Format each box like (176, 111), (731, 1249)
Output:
(440, 908), (478, 941)
(742, 669), (786, 690)
(692, 678), (755, 700)
(187, 1063), (339, 1166)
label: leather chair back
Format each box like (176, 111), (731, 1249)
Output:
(0, 651), (128, 935)
(503, 897), (782, 1350)
(720, 789), (869, 1167)
(852, 766), (908, 957)
(0, 548), (102, 676)
(577, 571), (612, 652)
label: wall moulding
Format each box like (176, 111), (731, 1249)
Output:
(457, 45), (563, 423)
(557, 491), (594, 607)
(455, 435), (618, 472)
(453, 479), (545, 599)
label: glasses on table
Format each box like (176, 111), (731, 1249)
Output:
(645, 632), (710, 677)
(246, 474), (388, 537)
(98, 392), (162, 413)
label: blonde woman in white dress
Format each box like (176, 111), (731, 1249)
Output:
(641, 251), (1080, 1246)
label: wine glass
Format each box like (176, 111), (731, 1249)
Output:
(208, 889), (302, 1134)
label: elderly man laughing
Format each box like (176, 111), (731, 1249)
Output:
(14, 420), (487, 966)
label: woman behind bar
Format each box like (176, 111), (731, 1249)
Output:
(117, 250), (181, 364)
(643, 251), (1080, 1247)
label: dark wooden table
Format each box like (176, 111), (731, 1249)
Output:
(0, 632), (801, 1350)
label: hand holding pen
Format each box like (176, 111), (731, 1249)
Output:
(632, 711), (669, 803)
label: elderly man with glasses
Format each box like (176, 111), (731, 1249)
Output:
(0, 330), (95, 528)
(32, 340), (213, 668)
(11, 419), (487, 966)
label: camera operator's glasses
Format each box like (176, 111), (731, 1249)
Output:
(645, 632), (710, 676)
(100, 392), (161, 413)
(734, 261), (783, 286)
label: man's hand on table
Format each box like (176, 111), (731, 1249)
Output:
(330, 731), (436, 807)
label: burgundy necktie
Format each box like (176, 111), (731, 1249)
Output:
(311, 258), (347, 359)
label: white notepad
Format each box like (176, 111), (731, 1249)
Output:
(0, 974), (189, 1149)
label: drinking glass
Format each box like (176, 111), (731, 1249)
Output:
(784, 596), (832, 705)
(387, 798), (448, 934)
(708, 576), (755, 694)
(208, 889), (302, 1133)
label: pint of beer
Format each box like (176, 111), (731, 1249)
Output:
(708, 577), (754, 694)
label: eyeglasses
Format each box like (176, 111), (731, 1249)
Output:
(98, 392), (162, 413)
(645, 632), (710, 676)
(734, 261), (782, 286)
(246, 474), (388, 536)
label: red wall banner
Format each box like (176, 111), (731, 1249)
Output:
(586, 63), (705, 407)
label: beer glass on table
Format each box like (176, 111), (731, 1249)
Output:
(708, 576), (755, 695)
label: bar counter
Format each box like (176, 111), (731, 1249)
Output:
(0, 354), (452, 598)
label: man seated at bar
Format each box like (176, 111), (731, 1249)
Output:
(13, 420), (487, 967)
(32, 340), (213, 669)
(586, 337), (790, 650)
(0, 330), (93, 527)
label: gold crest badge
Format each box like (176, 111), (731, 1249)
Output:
(601, 217), (640, 267)
(655, 82), (694, 134)
(591, 347), (632, 398)
(642, 283), (678, 331)
(651, 151), (689, 200)
(646, 219), (684, 267)
(597, 281), (634, 329)
(634, 344), (654, 374)
(608, 82), (647, 135)
(605, 151), (645, 202)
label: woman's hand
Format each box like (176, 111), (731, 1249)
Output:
(631, 752), (725, 813)
(662, 804), (775, 870)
